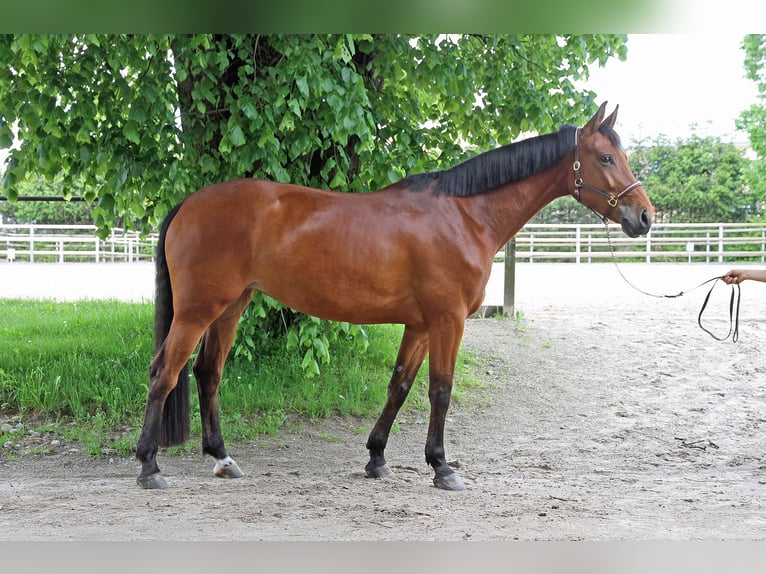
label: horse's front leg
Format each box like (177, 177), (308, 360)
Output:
(365, 325), (429, 479)
(424, 315), (465, 491)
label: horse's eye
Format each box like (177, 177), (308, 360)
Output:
(600, 154), (614, 165)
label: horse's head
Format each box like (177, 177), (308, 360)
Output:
(572, 102), (653, 238)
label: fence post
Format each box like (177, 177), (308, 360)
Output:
(645, 229), (651, 263)
(504, 238), (516, 317)
(575, 225), (581, 264)
(718, 224), (724, 263)
(29, 225), (34, 263)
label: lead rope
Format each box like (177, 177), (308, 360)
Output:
(603, 221), (741, 342)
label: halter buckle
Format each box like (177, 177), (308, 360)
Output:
(607, 196), (619, 208)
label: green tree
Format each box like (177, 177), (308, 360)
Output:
(0, 34), (628, 372)
(628, 132), (752, 223)
(737, 34), (766, 217)
(1, 34), (627, 232)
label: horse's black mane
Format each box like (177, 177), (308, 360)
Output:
(402, 123), (620, 197)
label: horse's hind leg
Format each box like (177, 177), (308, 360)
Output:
(192, 289), (254, 479)
(365, 325), (429, 479)
(136, 319), (209, 489)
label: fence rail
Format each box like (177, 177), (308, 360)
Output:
(0, 224), (156, 263)
(510, 222), (766, 263)
(2, 222), (766, 264)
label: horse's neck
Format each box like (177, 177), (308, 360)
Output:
(468, 159), (572, 252)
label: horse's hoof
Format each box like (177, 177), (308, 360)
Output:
(137, 472), (168, 489)
(365, 463), (395, 479)
(433, 472), (465, 491)
(214, 457), (244, 479)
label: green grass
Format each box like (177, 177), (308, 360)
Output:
(0, 299), (480, 457)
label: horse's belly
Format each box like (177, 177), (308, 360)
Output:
(254, 276), (419, 325)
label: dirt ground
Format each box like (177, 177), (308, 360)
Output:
(1, 264), (765, 541)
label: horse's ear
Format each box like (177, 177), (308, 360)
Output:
(583, 101), (608, 135)
(602, 104), (619, 129)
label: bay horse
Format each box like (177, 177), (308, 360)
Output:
(136, 102), (653, 490)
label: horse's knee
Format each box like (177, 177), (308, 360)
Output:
(428, 385), (452, 408)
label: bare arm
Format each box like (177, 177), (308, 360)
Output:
(722, 268), (766, 284)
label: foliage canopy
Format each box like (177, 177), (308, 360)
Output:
(1, 34), (627, 233)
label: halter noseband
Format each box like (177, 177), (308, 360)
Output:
(572, 127), (642, 219)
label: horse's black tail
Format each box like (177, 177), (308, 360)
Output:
(154, 203), (191, 447)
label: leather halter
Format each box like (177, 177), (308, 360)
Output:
(571, 127), (642, 219)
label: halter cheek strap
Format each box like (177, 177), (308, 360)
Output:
(572, 127), (642, 218)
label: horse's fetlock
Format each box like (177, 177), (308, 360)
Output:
(425, 444), (446, 466)
(366, 432), (387, 453)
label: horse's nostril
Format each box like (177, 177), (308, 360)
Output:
(640, 209), (652, 229)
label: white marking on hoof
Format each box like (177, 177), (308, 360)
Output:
(213, 456), (244, 479)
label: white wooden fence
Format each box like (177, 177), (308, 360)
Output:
(2, 222), (766, 264)
(512, 222), (766, 264)
(0, 224), (156, 263)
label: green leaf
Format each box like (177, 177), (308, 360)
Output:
(32, 37), (48, 54)
(200, 154), (217, 174)
(124, 121), (140, 145)
(175, 66), (188, 84)
(333, 37), (352, 64)
(130, 201), (146, 218)
(98, 192), (115, 212)
(229, 125), (246, 147)
(287, 99), (302, 118)
(286, 328), (298, 349)
(241, 101), (259, 120)
(301, 349), (320, 377)
(296, 76), (309, 99)
(257, 129), (275, 147)
(278, 113), (295, 133)
(312, 337), (329, 363)
(329, 170), (346, 189)
(129, 105), (149, 123)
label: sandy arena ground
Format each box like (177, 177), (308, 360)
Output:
(0, 262), (765, 540)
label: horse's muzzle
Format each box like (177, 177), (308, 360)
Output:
(622, 208), (652, 238)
